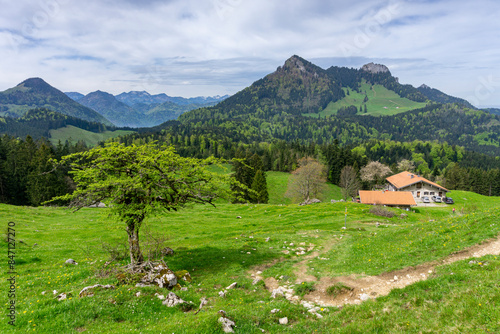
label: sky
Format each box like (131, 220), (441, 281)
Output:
(1, 0), (500, 107)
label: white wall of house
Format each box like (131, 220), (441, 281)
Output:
(388, 182), (447, 200)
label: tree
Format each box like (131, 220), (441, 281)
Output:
(47, 142), (234, 265)
(250, 169), (269, 204)
(396, 159), (415, 173)
(286, 157), (326, 202)
(339, 165), (361, 200)
(360, 161), (392, 187)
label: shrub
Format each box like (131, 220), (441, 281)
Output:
(369, 205), (395, 218)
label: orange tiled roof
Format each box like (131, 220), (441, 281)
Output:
(386, 171), (448, 192)
(359, 190), (417, 206)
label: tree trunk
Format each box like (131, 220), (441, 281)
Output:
(126, 224), (144, 265)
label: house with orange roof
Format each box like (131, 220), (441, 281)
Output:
(359, 190), (416, 207)
(386, 171), (448, 201)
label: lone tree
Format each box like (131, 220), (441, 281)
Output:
(47, 142), (235, 265)
(286, 157), (326, 202)
(339, 165), (361, 201)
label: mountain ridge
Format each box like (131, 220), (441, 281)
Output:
(0, 78), (113, 126)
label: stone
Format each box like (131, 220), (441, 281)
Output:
(359, 293), (370, 301)
(162, 292), (185, 307)
(65, 259), (78, 265)
(135, 292), (141, 297)
(56, 293), (67, 301)
(265, 237), (270, 242)
(271, 309), (280, 314)
(252, 278), (261, 285)
(79, 284), (115, 297)
(218, 317), (236, 333)
(226, 282), (237, 290)
(271, 287), (285, 298)
(279, 317), (288, 325)
(236, 216), (242, 219)
(219, 291), (226, 298)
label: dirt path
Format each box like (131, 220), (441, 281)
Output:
(251, 236), (500, 308)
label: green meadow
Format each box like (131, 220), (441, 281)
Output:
(1, 180), (499, 333)
(49, 125), (136, 147)
(306, 80), (427, 118)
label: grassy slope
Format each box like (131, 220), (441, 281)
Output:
(1, 190), (499, 333)
(49, 125), (135, 147)
(306, 80), (427, 118)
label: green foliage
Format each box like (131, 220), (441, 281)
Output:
(48, 142), (237, 264)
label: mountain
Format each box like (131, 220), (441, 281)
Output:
(0, 78), (112, 126)
(172, 55), (500, 156)
(65, 92), (85, 101)
(115, 91), (229, 106)
(77, 90), (145, 128)
(417, 84), (474, 108)
(481, 108), (500, 116)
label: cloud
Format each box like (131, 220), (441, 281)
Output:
(0, 0), (499, 104)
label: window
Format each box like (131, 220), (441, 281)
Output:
(416, 183), (422, 189)
(424, 192), (429, 195)
(430, 192), (435, 195)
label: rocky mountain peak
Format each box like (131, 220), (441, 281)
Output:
(361, 62), (390, 74)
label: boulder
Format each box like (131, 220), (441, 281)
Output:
(162, 292), (185, 307)
(65, 259), (78, 265)
(218, 317), (236, 333)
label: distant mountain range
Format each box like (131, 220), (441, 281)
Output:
(0, 77), (229, 129)
(66, 90), (229, 127)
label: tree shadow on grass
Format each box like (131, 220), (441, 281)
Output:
(164, 245), (281, 278)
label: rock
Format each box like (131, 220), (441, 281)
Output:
(162, 292), (185, 307)
(52, 290), (58, 295)
(360, 293), (370, 301)
(279, 317), (288, 325)
(65, 259), (78, 265)
(180, 287), (188, 291)
(41, 291), (46, 295)
(135, 283), (149, 287)
(265, 237), (270, 242)
(135, 292), (141, 297)
(271, 287), (284, 298)
(236, 216), (242, 219)
(161, 247), (175, 256)
(79, 284), (115, 297)
(218, 317), (236, 333)
(226, 282), (237, 290)
(252, 278), (261, 285)
(361, 62), (390, 74)
(271, 309), (280, 314)
(282, 250), (290, 255)
(219, 291), (226, 298)
(400, 213), (408, 218)
(299, 198), (321, 206)
(56, 293), (67, 301)
(155, 293), (165, 300)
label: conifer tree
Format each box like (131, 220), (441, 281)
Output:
(250, 169), (269, 204)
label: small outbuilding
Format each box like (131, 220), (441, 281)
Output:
(359, 190), (417, 208)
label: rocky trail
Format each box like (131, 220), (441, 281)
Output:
(250, 235), (500, 308)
